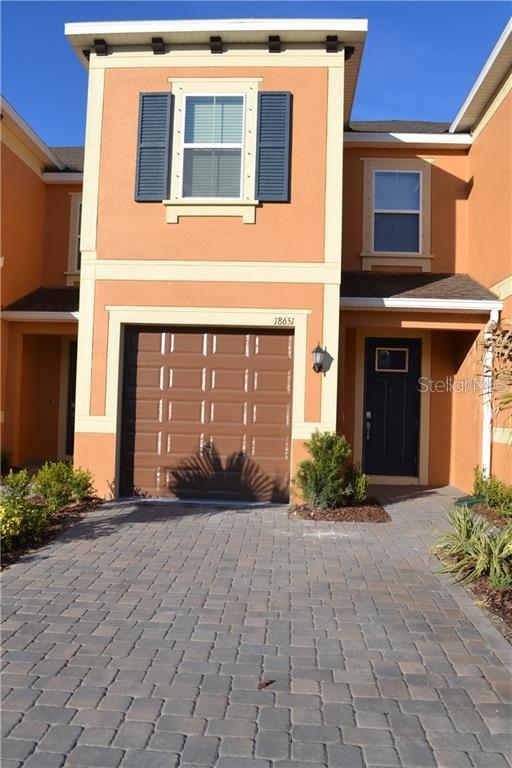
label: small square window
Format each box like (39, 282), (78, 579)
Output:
(375, 348), (409, 372)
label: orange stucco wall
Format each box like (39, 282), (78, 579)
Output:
(467, 92), (512, 289)
(96, 66), (328, 263)
(1, 144), (46, 308)
(466, 92), (512, 483)
(342, 147), (469, 274)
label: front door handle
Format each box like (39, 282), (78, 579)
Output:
(365, 421), (371, 440)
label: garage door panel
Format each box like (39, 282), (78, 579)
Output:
(252, 402), (291, 427)
(169, 400), (205, 424)
(211, 369), (248, 392)
(250, 436), (290, 460)
(254, 370), (292, 394)
(169, 367), (205, 391)
(170, 331), (206, 355)
(210, 401), (247, 426)
(120, 327), (293, 501)
(255, 333), (293, 358)
(212, 332), (249, 356)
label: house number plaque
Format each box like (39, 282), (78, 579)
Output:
(273, 316), (295, 326)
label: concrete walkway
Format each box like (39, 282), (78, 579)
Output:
(1, 486), (511, 768)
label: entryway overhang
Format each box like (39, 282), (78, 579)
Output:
(340, 271), (503, 316)
(2, 287), (79, 323)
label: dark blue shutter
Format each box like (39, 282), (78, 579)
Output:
(135, 93), (172, 202)
(256, 92), (292, 202)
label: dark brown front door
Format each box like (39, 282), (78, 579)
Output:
(120, 327), (294, 501)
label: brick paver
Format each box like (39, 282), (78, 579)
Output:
(1, 486), (511, 767)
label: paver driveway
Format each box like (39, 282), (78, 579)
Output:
(1, 486), (511, 768)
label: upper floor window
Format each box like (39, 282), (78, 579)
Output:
(66, 193), (82, 284)
(182, 95), (244, 199)
(362, 158), (432, 272)
(135, 81), (292, 223)
(373, 171), (421, 253)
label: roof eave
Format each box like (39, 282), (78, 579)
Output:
(343, 132), (472, 147)
(449, 18), (512, 133)
(1, 97), (65, 170)
(340, 297), (503, 313)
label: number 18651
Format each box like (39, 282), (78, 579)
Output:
(274, 316), (295, 326)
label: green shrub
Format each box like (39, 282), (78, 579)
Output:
(433, 506), (512, 588)
(32, 461), (94, 514)
(345, 464), (369, 505)
(0, 496), (48, 553)
(2, 468), (31, 499)
(293, 431), (368, 509)
(473, 466), (512, 516)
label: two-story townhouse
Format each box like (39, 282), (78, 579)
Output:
(1, 97), (83, 468)
(2, 18), (510, 499)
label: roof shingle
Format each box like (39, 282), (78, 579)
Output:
(4, 287), (79, 313)
(341, 272), (499, 301)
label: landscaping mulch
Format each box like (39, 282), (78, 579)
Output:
(1, 497), (103, 569)
(470, 575), (512, 640)
(289, 498), (390, 523)
(472, 502), (512, 529)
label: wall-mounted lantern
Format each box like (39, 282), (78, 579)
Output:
(311, 343), (326, 373)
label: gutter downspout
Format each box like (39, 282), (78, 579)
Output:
(482, 308), (500, 476)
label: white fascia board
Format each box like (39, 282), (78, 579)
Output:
(340, 297), (503, 312)
(42, 172), (83, 184)
(65, 18), (368, 38)
(1, 97), (65, 170)
(1, 311), (79, 322)
(450, 18), (512, 133)
(343, 132), (472, 147)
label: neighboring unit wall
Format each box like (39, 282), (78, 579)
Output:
(1, 144), (46, 308)
(467, 88), (512, 483)
(342, 147), (469, 274)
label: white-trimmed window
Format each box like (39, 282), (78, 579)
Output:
(66, 193), (82, 283)
(182, 95), (245, 199)
(166, 78), (260, 223)
(362, 158), (432, 271)
(373, 171), (421, 253)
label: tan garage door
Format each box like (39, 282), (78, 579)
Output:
(120, 327), (294, 501)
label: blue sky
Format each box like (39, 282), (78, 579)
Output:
(2, 1), (511, 145)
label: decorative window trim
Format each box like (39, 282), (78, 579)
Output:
(361, 158), (432, 272)
(164, 78), (261, 223)
(66, 193), (82, 285)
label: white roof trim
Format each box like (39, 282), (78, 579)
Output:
(344, 132), (472, 146)
(65, 18), (368, 36)
(1, 311), (79, 322)
(340, 297), (503, 313)
(1, 97), (65, 170)
(450, 18), (512, 133)
(42, 172), (83, 184)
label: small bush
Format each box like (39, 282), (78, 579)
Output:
(473, 466), (512, 516)
(293, 431), (368, 509)
(0, 496), (48, 553)
(2, 468), (31, 499)
(433, 506), (512, 588)
(345, 464), (369, 505)
(32, 461), (94, 514)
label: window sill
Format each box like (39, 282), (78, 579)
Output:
(163, 199), (259, 224)
(360, 253), (433, 273)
